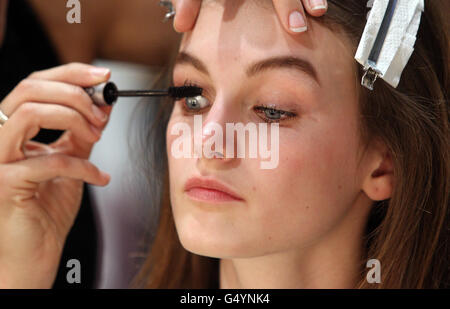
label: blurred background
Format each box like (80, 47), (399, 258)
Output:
(0, 0), (180, 288)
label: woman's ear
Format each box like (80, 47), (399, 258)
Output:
(361, 141), (395, 201)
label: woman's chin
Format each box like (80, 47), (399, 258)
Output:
(176, 226), (260, 259)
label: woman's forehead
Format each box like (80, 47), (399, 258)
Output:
(177, 0), (356, 95)
(181, 0), (285, 55)
(181, 1), (351, 64)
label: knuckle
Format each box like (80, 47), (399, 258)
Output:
(16, 78), (36, 93)
(16, 102), (37, 119)
(27, 70), (42, 80)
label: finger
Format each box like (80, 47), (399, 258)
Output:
(12, 153), (110, 186)
(272, 0), (308, 34)
(173, 0), (201, 33)
(27, 62), (111, 88)
(22, 141), (55, 158)
(1, 79), (109, 128)
(0, 103), (102, 163)
(302, 0), (328, 17)
(23, 140), (50, 152)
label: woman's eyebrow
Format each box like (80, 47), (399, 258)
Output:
(247, 56), (320, 85)
(175, 51), (320, 85)
(175, 52), (210, 75)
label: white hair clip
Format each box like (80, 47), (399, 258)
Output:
(355, 0), (425, 90)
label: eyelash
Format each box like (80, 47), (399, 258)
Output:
(178, 79), (298, 123)
(253, 104), (297, 123)
(182, 79), (200, 89)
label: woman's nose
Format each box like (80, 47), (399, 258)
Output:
(199, 99), (237, 161)
(201, 121), (233, 161)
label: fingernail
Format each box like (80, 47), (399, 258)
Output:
(92, 104), (108, 122)
(90, 123), (103, 137)
(90, 67), (110, 77)
(309, 0), (327, 11)
(289, 11), (307, 33)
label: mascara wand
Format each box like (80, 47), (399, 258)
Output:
(84, 81), (203, 106)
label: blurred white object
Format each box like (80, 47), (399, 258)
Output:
(89, 59), (161, 288)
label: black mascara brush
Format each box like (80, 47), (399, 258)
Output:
(84, 81), (203, 106)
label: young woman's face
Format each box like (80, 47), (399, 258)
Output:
(167, 1), (370, 258)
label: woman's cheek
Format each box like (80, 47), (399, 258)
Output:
(249, 137), (305, 214)
(248, 134), (343, 247)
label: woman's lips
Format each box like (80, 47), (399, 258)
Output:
(184, 177), (244, 203)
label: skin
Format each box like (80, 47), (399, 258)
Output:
(167, 0), (394, 288)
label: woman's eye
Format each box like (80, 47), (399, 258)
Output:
(183, 95), (210, 112)
(254, 105), (297, 123)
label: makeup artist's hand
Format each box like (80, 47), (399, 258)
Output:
(0, 63), (112, 288)
(172, 0), (328, 34)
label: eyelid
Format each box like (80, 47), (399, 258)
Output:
(254, 97), (300, 116)
(262, 104), (297, 115)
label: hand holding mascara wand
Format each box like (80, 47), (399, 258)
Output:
(84, 82), (203, 106)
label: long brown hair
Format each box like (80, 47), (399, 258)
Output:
(129, 0), (449, 288)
